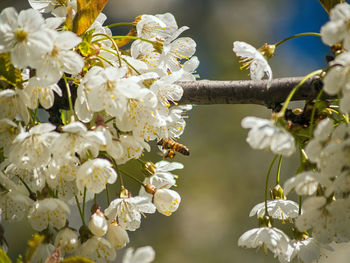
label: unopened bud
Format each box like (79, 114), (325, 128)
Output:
(142, 162), (156, 177)
(106, 222), (130, 249)
(145, 184), (156, 195)
(258, 43), (276, 59)
(271, 184), (286, 200)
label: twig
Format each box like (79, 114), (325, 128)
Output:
(177, 76), (331, 107)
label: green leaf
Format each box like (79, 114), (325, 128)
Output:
(319, 0), (345, 13)
(0, 53), (23, 89)
(73, 0), (109, 36)
(0, 248), (12, 263)
(61, 256), (94, 263)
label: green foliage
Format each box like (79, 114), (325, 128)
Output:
(0, 53), (23, 89)
(319, 0), (345, 13)
(0, 248), (12, 263)
(61, 256), (94, 263)
(73, 0), (109, 36)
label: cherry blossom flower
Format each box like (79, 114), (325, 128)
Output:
(79, 236), (116, 263)
(104, 196), (156, 231)
(122, 246), (155, 263)
(76, 158), (117, 194)
(8, 123), (58, 169)
(320, 2), (350, 50)
(241, 116), (295, 156)
(28, 198), (70, 231)
(88, 208), (108, 237)
(284, 171), (319, 196)
(31, 30), (84, 84)
(233, 41), (272, 88)
(0, 7), (54, 68)
(106, 222), (130, 249)
(249, 200), (300, 222)
(54, 227), (80, 253)
(23, 77), (62, 109)
(153, 188), (181, 216)
(238, 227), (292, 262)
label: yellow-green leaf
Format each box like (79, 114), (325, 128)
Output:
(61, 256), (94, 263)
(319, 0), (345, 13)
(73, 0), (109, 36)
(25, 234), (44, 263)
(0, 53), (23, 89)
(0, 248), (12, 263)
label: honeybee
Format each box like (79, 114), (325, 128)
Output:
(157, 138), (190, 159)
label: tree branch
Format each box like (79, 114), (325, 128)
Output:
(177, 76), (330, 107)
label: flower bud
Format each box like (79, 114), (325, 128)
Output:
(88, 209), (108, 237)
(106, 222), (129, 249)
(55, 228), (80, 253)
(142, 161), (156, 177)
(153, 189), (181, 216)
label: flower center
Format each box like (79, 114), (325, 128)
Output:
(15, 29), (27, 42)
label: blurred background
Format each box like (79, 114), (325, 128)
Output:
(1, 0), (347, 262)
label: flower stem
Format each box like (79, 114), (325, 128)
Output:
(106, 22), (134, 28)
(63, 74), (75, 122)
(279, 69), (323, 117)
(119, 168), (145, 186)
(308, 88), (324, 137)
(82, 187), (87, 218)
(274, 32), (321, 47)
(93, 33), (122, 67)
(276, 155), (283, 185)
(265, 155), (278, 215)
(74, 194), (86, 226)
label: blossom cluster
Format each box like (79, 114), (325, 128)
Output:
(0, 0), (198, 262)
(234, 2), (350, 263)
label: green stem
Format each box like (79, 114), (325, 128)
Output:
(82, 187), (87, 218)
(74, 194), (86, 226)
(308, 89), (324, 137)
(93, 35), (155, 45)
(279, 69), (323, 117)
(119, 168), (145, 186)
(298, 196), (302, 215)
(106, 184), (110, 204)
(97, 55), (114, 67)
(15, 175), (34, 198)
(105, 116), (116, 124)
(63, 74), (74, 121)
(274, 32), (321, 47)
(93, 33), (122, 67)
(106, 22), (134, 28)
(265, 155), (278, 215)
(276, 155), (283, 185)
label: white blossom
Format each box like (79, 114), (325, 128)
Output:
(88, 208), (108, 237)
(55, 227), (80, 253)
(31, 30), (84, 84)
(76, 158), (117, 194)
(106, 222), (130, 249)
(23, 77), (62, 109)
(8, 123), (58, 169)
(249, 200), (300, 222)
(122, 246), (155, 263)
(284, 171), (319, 196)
(104, 196), (156, 231)
(320, 2), (350, 50)
(79, 236), (116, 263)
(153, 188), (181, 216)
(28, 198), (70, 231)
(0, 7), (54, 68)
(238, 227), (292, 262)
(233, 41), (272, 88)
(241, 116), (295, 156)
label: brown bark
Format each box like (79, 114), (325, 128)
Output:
(177, 76), (328, 107)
